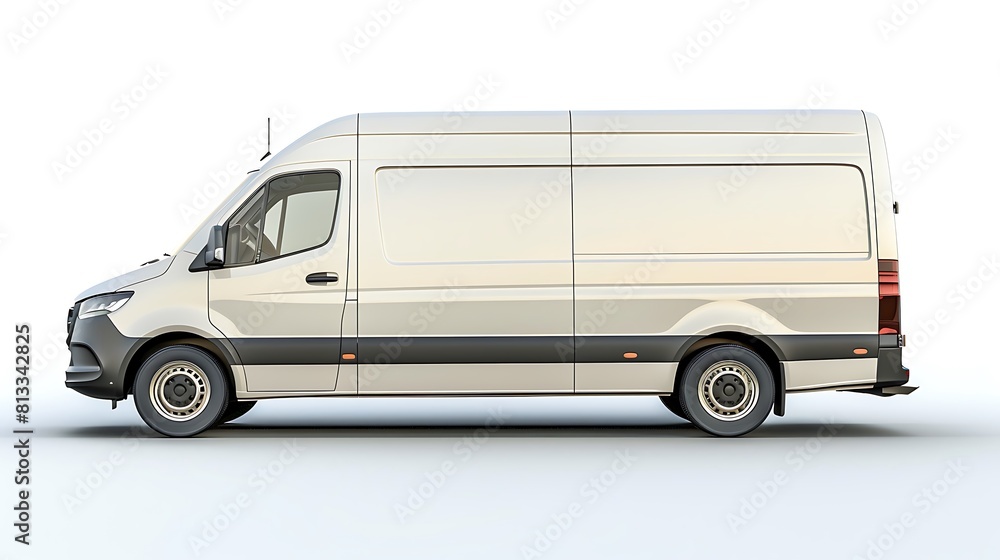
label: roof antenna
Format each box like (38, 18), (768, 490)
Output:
(260, 117), (271, 161)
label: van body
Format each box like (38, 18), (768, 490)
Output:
(65, 110), (913, 437)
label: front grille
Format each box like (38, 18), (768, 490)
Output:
(66, 304), (79, 348)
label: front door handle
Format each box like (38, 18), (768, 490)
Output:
(305, 272), (339, 284)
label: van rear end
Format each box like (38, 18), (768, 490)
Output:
(858, 112), (913, 396)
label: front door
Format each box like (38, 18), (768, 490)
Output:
(208, 164), (350, 392)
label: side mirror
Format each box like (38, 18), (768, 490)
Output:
(206, 225), (225, 267)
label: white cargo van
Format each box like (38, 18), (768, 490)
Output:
(66, 110), (913, 437)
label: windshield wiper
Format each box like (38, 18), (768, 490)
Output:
(141, 253), (171, 266)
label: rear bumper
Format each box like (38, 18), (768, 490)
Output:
(872, 347), (910, 388)
(65, 313), (143, 401)
(848, 345), (916, 397)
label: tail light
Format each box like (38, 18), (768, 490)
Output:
(878, 259), (900, 334)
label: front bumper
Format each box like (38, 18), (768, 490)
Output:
(66, 311), (143, 400)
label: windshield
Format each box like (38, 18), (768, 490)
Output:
(175, 172), (261, 255)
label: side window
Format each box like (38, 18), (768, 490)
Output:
(259, 172), (340, 261)
(224, 171), (340, 266)
(224, 188), (264, 266)
(261, 198), (284, 256)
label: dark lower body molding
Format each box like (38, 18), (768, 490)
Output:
(222, 334), (879, 366)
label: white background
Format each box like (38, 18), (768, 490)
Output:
(2, 0), (998, 558)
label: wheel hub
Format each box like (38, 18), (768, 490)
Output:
(712, 373), (746, 407)
(698, 360), (759, 422)
(149, 361), (211, 422)
(164, 374), (197, 407)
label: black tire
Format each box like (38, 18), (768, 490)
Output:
(678, 344), (774, 437)
(218, 400), (257, 424)
(658, 394), (689, 421)
(133, 345), (230, 437)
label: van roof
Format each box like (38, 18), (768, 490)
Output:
(350, 110), (868, 136)
(280, 110), (868, 160)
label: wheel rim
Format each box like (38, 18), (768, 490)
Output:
(149, 361), (212, 422)
(697, 360), (759, 421)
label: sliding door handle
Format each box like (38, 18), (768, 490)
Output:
(305, 272), (339, 284)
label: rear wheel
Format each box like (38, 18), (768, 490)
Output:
(133, 345), (229, 437)
(678, 344), (774, 437)
(658, 395), (689, 421)
(218, 400), (257, 424)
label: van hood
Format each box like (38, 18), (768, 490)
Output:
(74, 256), (175, 302)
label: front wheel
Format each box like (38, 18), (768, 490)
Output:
(678, 344), (774, 437)
(133, 345), (230, 437)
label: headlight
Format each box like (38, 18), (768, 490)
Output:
(78, 292), (133, 319)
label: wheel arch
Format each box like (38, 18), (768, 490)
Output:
(124, 332), (236, 398)
(673, 331), (785, 416)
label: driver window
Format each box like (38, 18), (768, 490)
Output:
(224, 172), (340, 266)
(224, 188), (264, 266)
(261, 198), (284, 258)
(259, 172), (340, 262)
